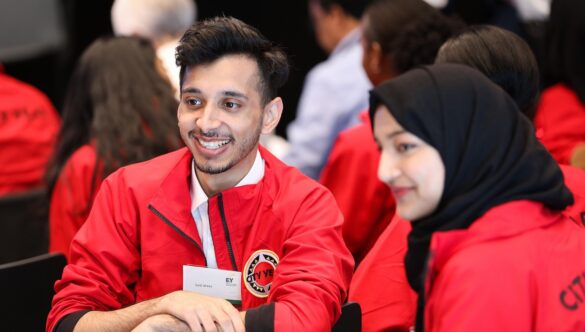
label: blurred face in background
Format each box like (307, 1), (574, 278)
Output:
(309, 0), (341, 53)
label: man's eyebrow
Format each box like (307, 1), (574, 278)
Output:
(181, 87), (201, 94)
(222, 90), (248, 100)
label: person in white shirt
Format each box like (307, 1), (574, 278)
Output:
(111, 0), (197, 98)
(281, 0), (372, 179)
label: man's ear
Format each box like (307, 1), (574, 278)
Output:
(365, 41), (383, 76)
(262, 97), (283, 134)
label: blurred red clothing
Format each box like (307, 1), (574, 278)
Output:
(349, 216), (416, 332)
(320, 111), (396, 262)
(535, 84), (585, 165)
(0, 72), (60, 195)
(49, 144), (103, 259)
(560, 164), (585, 226)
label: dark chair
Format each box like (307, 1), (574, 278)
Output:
(0, 188), (49, 263)
(332, 302), (361, 332)
(0, 253), (66, 331)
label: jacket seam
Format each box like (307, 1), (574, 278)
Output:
(217, 193), (238, 271)
(148, 204), (207, 266)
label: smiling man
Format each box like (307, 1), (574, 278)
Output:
(47, 17), (353, 332)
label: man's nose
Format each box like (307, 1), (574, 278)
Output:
(196, 104), (221, 132)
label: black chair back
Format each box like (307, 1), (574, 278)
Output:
(0, 188), (49, 263)
(0, 253), (66, 331)
(332, 302), (362, 332)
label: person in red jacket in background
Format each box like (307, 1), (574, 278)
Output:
(0, 65), (60, 196)
(45, 37), (182, 260)
(320, 0), (461, 264)
(47, 17), (353, 332)
(372, 63), (585, 332)
(534, 0), (585, 168)
(330, 1), (461, 331)
(435, 25), (585, 227)
(325, 1), (461, 331)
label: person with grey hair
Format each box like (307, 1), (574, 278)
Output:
(111, 0), (197, 96)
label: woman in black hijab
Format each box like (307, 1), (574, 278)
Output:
(370, 63), (584, 331)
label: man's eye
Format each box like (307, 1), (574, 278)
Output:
(186, 98), (202, 106)
(224, 101), (240, 109)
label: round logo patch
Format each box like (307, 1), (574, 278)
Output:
(244, 249), (279, 298)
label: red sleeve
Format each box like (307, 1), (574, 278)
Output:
(349, 218), (416, 332)
(267, 187), (354, 332)
(47, 171), (141, 332)
(49, 145), (102, 260)
(535, 85), (585, 165)
(320, 123), (395, 262)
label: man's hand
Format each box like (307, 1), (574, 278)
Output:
(158, 291), (245, 332)
(132, 314), (191, 332)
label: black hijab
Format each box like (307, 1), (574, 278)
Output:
(369, 64), (573, 331)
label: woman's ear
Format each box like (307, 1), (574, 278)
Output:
(262, 97), (283, 134)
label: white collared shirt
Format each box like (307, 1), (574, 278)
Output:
(190, 150), (265, 268)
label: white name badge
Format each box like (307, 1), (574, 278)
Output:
(183, 265), (242, 304)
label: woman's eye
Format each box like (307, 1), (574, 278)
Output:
(397, 143), (416, 153)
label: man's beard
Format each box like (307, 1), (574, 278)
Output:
(193, 125), (261, 175)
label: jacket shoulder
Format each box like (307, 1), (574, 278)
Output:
(263, 148), (337, 211)
(104, 148), (190, 191)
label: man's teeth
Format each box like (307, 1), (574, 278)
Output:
(198, 139), (230, 149)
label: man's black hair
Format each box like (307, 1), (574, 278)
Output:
(176, 16), (289, 105)
(313, 0), (370, 19)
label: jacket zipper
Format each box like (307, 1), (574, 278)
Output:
(217, 193), (238, 271)
(148, 204), (208, 266)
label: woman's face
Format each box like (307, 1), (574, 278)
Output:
(374, 105), (445, 221)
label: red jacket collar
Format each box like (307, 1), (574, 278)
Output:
(147, 145), (282, 248)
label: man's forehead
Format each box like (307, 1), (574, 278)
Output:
(182, 55), (262, 91)
(185, 55), (260, 77)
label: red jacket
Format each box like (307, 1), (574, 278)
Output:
(0, 72), (60, 195)
(348, 216), (417, 332)
(320, 111), (395, 262)
(47, 147), (354, 332)
(49, 144), (103, 260)
(535, 84), (585, 165)
(560, 165), (585, 226)
(425, 200), (585, 331)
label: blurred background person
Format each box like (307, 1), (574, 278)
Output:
(341, 1), (462, 331)
(535, 0), (585, 169)
(0, 66), (60, 196)
(45, 37), (182, 260)
(436, 24), (585, 230)
(111, 0), (197, 97)
(0, 0), (64, 196)
(282, 0), (372, 179)
(323, 0), (461, 263)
